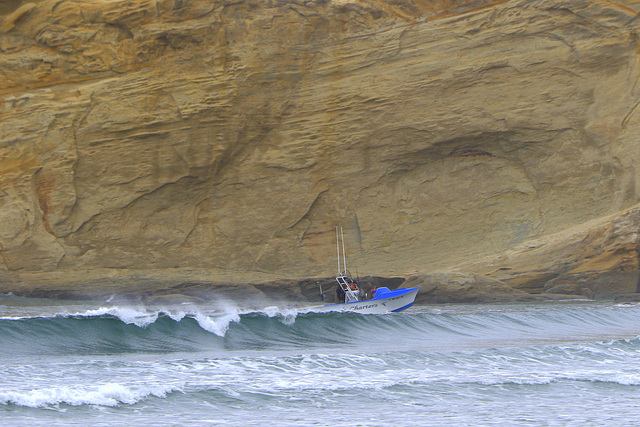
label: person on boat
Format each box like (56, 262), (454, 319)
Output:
(371, 287), (377, 299)
(336, 284), (345, 303)
(348, 281), (364, 301)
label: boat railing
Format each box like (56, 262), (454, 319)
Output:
(336, 275), (361, 303)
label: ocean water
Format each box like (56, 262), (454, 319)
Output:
(2, 295), (640, 426)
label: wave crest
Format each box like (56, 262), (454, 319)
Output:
(0, 383), (181, 408)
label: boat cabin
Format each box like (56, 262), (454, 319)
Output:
(336, 274), (363, 303)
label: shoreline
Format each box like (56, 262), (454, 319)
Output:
(1, 269), (637, 306)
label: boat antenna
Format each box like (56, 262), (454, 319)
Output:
(341, 227), (347, 275)
(336, 226), (341, 275)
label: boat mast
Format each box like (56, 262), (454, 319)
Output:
(341, 227), (347, 276)
(334, 225), (361, 303)
(336, 226), (341, 275)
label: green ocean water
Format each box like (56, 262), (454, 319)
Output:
(2, 295), (640, 426)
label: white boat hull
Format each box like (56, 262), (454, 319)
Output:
(310, 288), (419, 314)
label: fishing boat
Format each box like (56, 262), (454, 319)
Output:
(314, 227), (419, 314)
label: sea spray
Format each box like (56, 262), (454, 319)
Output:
(194, 310), (241, 337)
(76, 307), (160, 327)
(262, 305), (299, 325)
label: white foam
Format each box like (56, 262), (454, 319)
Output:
(1, 306), (166, 326)
(165, 310), (187, 322)
(75, 307), (159, 327)
(194, 311), (241, 337)
(261, 306), (299, 325)
(0, 382), (180, 408)
(0, 302), (255, 336)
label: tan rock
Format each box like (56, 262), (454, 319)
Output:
(467, 203), (640, 298)
(404, 272), (530, 304)
(0, 0), (639, 299)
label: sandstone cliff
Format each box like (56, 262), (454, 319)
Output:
(1, 0), (639, 300)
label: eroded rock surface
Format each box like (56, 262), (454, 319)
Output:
(404, 272), (530, 304)
(466, 203), (640, 299)
(1, 0), (640, 299)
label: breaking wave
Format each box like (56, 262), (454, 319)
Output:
(0, 383), (180, 408)
(2, 302), (640, 357)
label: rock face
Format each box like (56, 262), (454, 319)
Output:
(1, 0), (640, 298)
(405, 272), (531, 304)
(465, 203), (640, 299)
